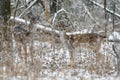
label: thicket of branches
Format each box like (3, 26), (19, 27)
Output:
(0, 0), (120, 79)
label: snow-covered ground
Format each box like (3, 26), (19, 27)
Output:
(0, 31), (120, 80)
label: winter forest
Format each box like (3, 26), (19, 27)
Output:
(0, 0), (120, 80)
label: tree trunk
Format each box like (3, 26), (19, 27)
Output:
(0, 0), (11, 24)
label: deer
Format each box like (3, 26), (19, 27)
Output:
(60, 32), (107, 68)
(13, 25), (30, 43)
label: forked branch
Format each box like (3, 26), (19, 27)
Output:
(89, 0), (120, 18)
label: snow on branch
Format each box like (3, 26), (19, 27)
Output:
(19, 0), (37, 17)
(10, 16), (81, 36)
(89, 0), (120, 18)
(10, 16), (30, 24)
(108, 32), (120, 43)
(83, 2), (99, 25)
(10, 16), (120, 43)
(52, 8), (66, 25)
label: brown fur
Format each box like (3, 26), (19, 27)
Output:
(64, 33), (106, 53)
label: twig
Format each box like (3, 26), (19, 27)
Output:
(112, 2), (115, 32)
(19, 0), (37, 17)
(13, 0), (19, 25)
(83, 2), (99, 25)
(52, 8), (66, 25)
(112, 45), (119, 58)
(112, 44), (120, 74)
(83, 2), (100, 33)
(108, 40), (120, 43)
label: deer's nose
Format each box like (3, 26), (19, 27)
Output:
(14, 26), (26, 32)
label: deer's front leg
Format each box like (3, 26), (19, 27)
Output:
(60, 32), (76, 68)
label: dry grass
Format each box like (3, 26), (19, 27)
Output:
(0, 24), (119, 80)
(0, 0), (120, 79)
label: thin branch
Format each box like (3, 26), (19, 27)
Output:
(83, 2), (99, 25)
(112, 2), (115, 32)
(19, 0), (37, 17)
(112, 45), (120, 62)
(10, 16), (83, 36)
(52, 8), (66, 25)
(10, 16), (120, 44)
(83, 2), (100, 33)
(13, 0), (19, 25)
(89, 0), (120, 18)
(108, 40), (120, 43)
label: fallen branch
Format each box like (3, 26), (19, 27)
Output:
(10, 16), (81, 36)
(10, 16), (120, 43)
(10, 16), (30, 24)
